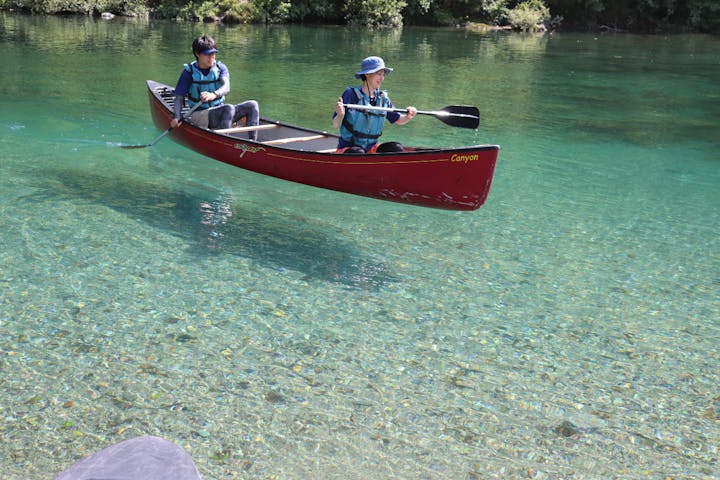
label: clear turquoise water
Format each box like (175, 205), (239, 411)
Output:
(1, 13), (719, 479)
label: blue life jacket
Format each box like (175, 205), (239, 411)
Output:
(340, 87), (390, 151)
(184, 62), (224, 109)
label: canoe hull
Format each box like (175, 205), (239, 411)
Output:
(147, 80), (499, 211)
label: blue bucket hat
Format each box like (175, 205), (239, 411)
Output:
(355, 56), (393, 78)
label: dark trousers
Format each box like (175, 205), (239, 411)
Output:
(209, 100), (260, 140)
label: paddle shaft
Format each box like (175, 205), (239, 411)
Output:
(121, 101), (201, 149)
(342, 103), (480, 129)
(343, 104), (478, 120)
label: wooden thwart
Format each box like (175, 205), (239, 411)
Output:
(215, 124), (279, 134)
(264, 134), (327, 145)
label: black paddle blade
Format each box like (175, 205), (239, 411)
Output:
(439, 105), (480, 129)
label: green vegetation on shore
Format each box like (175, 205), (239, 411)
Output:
(1, 0), (718, 33)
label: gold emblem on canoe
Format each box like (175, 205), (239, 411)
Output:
(234, 143), (266, 158)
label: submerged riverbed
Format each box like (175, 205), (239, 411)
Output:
(1, 13), (719, 479)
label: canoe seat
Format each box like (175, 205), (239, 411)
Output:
(214, 124), (279, 134)
(264, 135), (327, 145)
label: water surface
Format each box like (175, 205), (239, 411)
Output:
(1, 13), (719, 479)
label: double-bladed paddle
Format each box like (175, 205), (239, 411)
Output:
(343, 103), (480, 129)
(120, 102), (202, 149)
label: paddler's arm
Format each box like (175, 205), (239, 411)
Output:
(171, 75), (230, 128)
(332, 97), (345, 129)
(199, 75), (230, 103)
(171, 95), (186, 129)
(392, 106), (417, 125)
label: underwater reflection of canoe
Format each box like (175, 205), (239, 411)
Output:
(146, 80), (500, 211)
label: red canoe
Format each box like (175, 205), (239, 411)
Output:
(146, 80), (499, 211)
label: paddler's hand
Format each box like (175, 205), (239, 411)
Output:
(200, 91), (219, 103)
(395, 106), (418, 126)
(332, 97), (345, 129)
(334, 97), (345, 117)
(170, 118), (182, 129)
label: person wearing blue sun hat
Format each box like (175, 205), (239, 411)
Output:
(332, 56), (417, 153)
(170, 35), (260, 139)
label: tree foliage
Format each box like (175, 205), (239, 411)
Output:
(505, 0), (549, 31)
(1, 0), (718, 32)
(545, 0), (720, 32)
(345, 0), (406, 27)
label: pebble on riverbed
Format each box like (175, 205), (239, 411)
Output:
(554, 420), (580, 437)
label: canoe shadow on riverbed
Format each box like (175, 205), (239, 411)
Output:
(32, 168), (398, 290)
